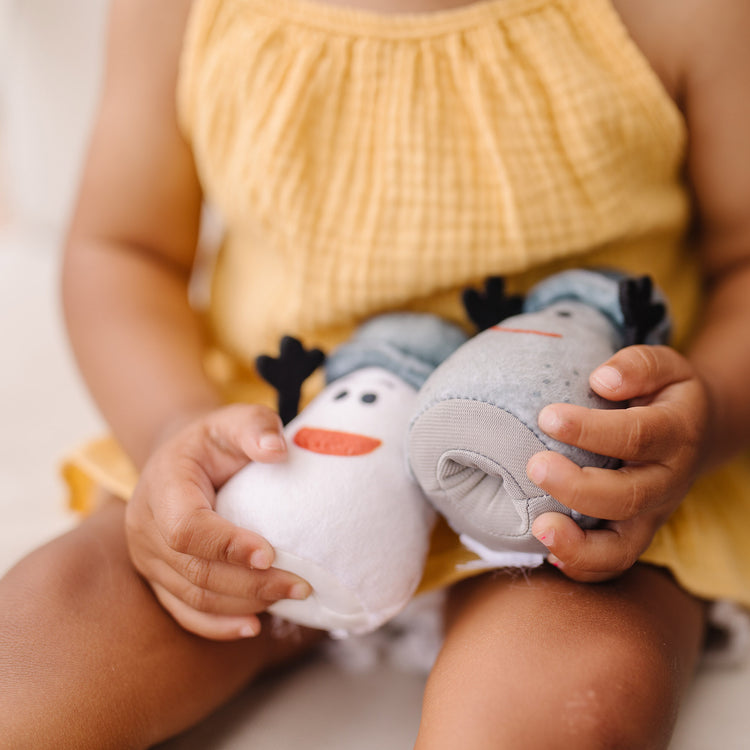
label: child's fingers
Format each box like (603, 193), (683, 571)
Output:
(589, 345), (695, 401)
(128, 504), (313, 625)
(536, 402), (681, 464)
(526, 451), (674, 520)
(140, 405), (290, 570)
(181, 404), (288, 488)
(157, 504), (276, 570)
(155, 550), (311, 604)
(150, 581), (263, 641)
(207, 403), (288, 465)
(149, 557), (311, 616)
(531, 512), (648, 583)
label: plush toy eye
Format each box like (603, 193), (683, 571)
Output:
(361, 393), (378, 404)
(334, 390), (349, 400)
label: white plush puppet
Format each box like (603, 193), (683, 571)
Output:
(408, 270), (669, 568)
(215, 314), (468, 636)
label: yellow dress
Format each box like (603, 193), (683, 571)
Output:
(63, 0), (750, 607)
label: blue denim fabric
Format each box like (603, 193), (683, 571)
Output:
(325, 313), (469, 389)
(523, 268), (671, 346)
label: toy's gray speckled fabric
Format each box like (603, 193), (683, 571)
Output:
(409, 300), (614, 558)
(408, 270), (667, 561)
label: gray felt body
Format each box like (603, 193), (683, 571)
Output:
(408, 300), (622, 555)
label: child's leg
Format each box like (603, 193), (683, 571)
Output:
(0, 498), (322, 748)
(416, 564), (706, 750)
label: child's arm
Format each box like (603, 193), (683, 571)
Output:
(62, 0), (308, 638)
(527, 0), (750, 582)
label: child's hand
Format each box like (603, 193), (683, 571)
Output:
(125, 404), (312, 640)
(527, 345), (710, 583)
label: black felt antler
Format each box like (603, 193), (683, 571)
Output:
(256, 336), (325, 425)
(462, 276), (524, 331)
(618, 276), (667, 347)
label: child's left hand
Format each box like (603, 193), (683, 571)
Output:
(527, 345), (710, 583)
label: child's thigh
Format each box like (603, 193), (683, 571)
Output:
(417, 564), (706, 750)
(0, 497), (320, 748)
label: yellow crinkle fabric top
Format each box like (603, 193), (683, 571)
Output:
(63, 0), (750, 607)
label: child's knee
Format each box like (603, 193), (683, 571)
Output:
(552, 636), (678, 750)
(418, 579), (684, 750)
(420, 638), (676, 750)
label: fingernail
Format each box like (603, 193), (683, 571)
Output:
(537, 407), (561, 434)
(250, 550), (272, 570)
(592, 365), (622, 392)
(527, 456), (548, 485)
(240, 622), (259, 638)
(547, 554), (562, 568)
(259, 432), (286, 452)
(534, 528), (555, 548)
(289, 582), (312, 600)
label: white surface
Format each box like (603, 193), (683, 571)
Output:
(0, 226), (96, 565)
(158, 656), (426, 750)
(0, 0), (108, 229)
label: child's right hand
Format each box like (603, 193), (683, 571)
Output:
(124, 404), (312, 641)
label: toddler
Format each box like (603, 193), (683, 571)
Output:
(2, 0), (750, 747)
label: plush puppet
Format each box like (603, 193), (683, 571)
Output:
(407, 269), (669, 567)
(216, 269), (668, 637)
(215, 314), (468, 637)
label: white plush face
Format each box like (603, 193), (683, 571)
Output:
(215, 365), (433, 635)
(286, 366), (418, 458)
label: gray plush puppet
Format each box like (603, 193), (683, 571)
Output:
(407, 269), (669, 567)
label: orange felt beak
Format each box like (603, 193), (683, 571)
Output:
(293, 427), (382, 456)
